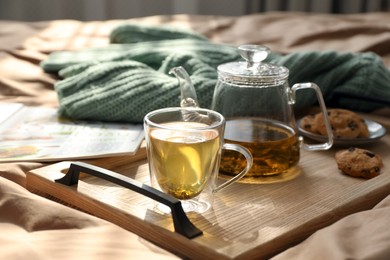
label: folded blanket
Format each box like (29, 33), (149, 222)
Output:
(42, 24), (390, 123)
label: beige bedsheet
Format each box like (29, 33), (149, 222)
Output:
(0, 12), (389, 259)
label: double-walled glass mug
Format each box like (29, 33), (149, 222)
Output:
(144, 107), (253, 213)
(211, 45), (333, 181)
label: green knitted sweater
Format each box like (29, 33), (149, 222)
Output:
(41, 24), (390, 123)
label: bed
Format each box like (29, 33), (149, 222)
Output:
(1, 12), (389, 259)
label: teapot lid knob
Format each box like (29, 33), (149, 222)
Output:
(217, 44), (289, 82)
(238, 45), (270, 68)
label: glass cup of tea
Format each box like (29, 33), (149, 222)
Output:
(144, 107), (253, 214)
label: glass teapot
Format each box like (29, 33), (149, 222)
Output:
(170, 44), (333, 182)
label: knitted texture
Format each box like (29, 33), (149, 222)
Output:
(53, 39), (241, 123)
(110, 23), (208, 43)
(268, 51), (390, 110)
(44, 24), (390, 123)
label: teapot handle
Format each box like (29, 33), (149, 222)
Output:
(291, 83), (333, 151)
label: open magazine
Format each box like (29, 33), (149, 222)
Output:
(0, 103), (144, 162)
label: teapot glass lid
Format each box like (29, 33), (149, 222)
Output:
(217, 45), (289, 84)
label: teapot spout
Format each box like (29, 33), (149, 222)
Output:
(169, 66), (199, 108)
(169, 66), (211, 125)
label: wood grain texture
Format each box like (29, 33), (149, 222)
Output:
(27, 115), (390, 259)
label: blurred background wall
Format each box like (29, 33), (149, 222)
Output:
(0, 0), (389, 21)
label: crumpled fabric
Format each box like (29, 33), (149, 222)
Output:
(41, 24), (390, 123)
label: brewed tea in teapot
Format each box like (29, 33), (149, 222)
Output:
(170, 44), (333, 182)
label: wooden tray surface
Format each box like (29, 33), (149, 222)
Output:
(27, 115), (390, 259)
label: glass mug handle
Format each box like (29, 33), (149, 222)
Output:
(291, 82), (334, 151)
(213, 143), (253, 192)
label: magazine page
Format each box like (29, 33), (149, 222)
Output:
(0, 103), (144, 162)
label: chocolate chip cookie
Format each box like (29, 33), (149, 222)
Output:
(300, 109), (369, 138)
(335, 147), (383, 179)
(300, 114), (317, 133)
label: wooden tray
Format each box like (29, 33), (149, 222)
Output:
(27, 115), (390, 259)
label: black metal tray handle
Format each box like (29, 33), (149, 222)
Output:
(55, 161), (202, 239)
